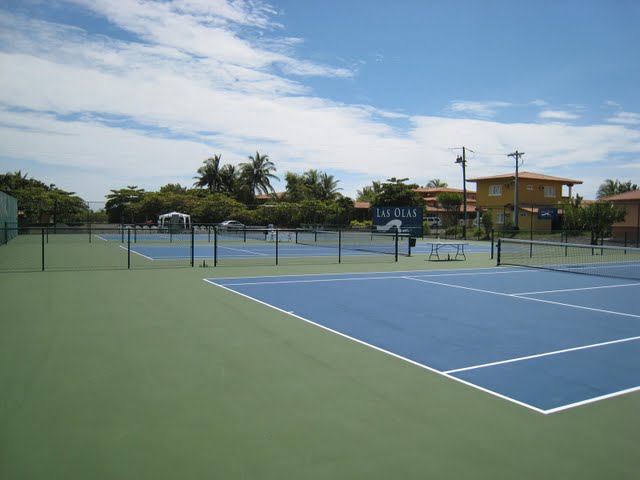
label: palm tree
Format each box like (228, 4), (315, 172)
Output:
(239, 151), (279, 198)
(219, 164), (239, 195)
(318, 172), (342, 201)
(193, 155), (222, 192)
(426, 179), (448, 188)
(596, 179), (638, 199)
(356, 181), (382, 203)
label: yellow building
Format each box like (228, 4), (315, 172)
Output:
(466, 171), (583, 230)
(601, 190), (640, 244)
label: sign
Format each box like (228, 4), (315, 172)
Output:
(537, 207), (558, 220)
(373, 206), (423, 236)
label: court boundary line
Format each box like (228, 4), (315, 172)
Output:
(208, 268), (640, 414)
(513, 282), (640, 296)
(119, 245), (154, 261)
(204, 278), (547, 415)
(404, 276), (640, 319)
(215, 268), (539, 286)
(445, 335), (640, 374)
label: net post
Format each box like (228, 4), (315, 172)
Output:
(127, 229), (131, 269)
(490, 229), (495, 260)
(395, 228), (399, 262)
(41, 228), (45, 271)
(170, 226), (173, 243)
(275, 229), (279, 265)
(190, 227), (195, 267)
(496, 238), (501, 265)
(338, 229), (342, 263)
(121, 225), (124, 243)
(134, 226), (137, 244)
(213, 227), (218, 267)
(243, 226), (247, 243)
(3, 221), (7, 245)
(89, 223), (92, 244)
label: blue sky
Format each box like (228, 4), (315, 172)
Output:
(0, 0), (639, 203)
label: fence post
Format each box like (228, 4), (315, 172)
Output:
(41, 228), (45, 271)
(214, 227), (218, 267)
(127, 229), (131, 269)
(496, 238), (501, 265)
(275, 229), (279, 266)
(338, 229), (342, 264)
(89, 223), (92, 244)
(190, 227), (195, 267)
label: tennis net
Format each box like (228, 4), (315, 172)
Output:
(497, 238), (640, 281)
(295, 229), (411, 258)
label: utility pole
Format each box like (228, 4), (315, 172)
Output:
(455, 147), (472, 239)
(507, 150), (525, 228)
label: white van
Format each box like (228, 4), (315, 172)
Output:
(425, 216), (443, 228)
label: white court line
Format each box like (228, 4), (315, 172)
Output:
(208, 269), (639, 414)
(121, 245), (155, 261)
(514, 282), (640, 296)
(218, 245), (270, 256)
(544, 385), (640, 414)
(217, 268), (540, 287)
(204, 278), (546, 415)
(403, 276), (640, 319)
(445, 335), (640, 374)
(93, 234), (109, 242)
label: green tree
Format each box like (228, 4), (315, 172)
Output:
(437, 191), (463, 227)
(105, 186), (146, 223)
(219, 164), (240, 196)
(159, 183), (188, 194)
(562, 195), (584, 231)
(239, 151), (279, 201)
(425, 179), (448, 188)
(318, 172), (342, 201)
(356, 181), (382, 203)
(596, 179), (638, 199)
(193, 155), (223, 193)
(0, 170), (49, 191)
(0, 172), (89, 224)
(583, 201), (626, 244)
(374, 178), (423, 207)
(284, 172), (310, 202)
(481, 211), (493, 232)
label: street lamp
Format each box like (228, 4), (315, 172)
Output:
(455, 148), (468, 239)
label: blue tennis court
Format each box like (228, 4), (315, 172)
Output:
(206, 267), (640, 414)
(126, 243), (392, 259)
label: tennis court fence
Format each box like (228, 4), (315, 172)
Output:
(0, 225), (412, 272)
(497, 238), (640, 281)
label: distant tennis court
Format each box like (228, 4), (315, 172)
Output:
(207, 266), (640, 414)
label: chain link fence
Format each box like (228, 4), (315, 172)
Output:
(0, 225), (411, 272)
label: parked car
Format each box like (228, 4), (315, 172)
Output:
(218, 220), (245, 230)
(425, 216), (443, 228)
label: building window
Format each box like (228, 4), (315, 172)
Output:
(496, 213), (505, 224)
(489, 185), (502, 196)
(543, 186), (556, 198)
(527, 185), (534, 191)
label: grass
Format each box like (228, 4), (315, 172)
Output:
(0, 252), (639, 479)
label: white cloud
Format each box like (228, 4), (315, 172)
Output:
(446, 101), (512, 119)
(607, 111), (640, 125)
(538, 110), (580, 121)
(0, 1), (638, 203)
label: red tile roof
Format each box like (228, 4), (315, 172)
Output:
(601, 190), (640, 201)
(466, 171), (582, 185)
